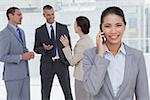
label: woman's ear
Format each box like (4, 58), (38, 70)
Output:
(78, 26), (82, 32)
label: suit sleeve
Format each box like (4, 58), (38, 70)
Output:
(62, 43), (84, 66)
(33, 29), (46, 55)
(65, 26), (72, 50)
(0, 33), (20, 64)
(135, 52), (149, 100)
(83, 50), (110, 95)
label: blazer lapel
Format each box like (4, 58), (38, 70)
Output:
(43, 24), (53, 44)
(105, 72), (115, 99)
(95, 47), (115, 98)
(116, 44), (132, 99)
(7, 24), (23, 45)
(56, 22), (60, 41)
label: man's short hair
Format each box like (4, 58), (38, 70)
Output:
(43, 5), (53, 10)
(6, 7), (20, 20)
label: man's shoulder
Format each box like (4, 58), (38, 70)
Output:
(56, 22), (67, 27)
(0, 27), (10, 40)
(36, 24), (46, 31)
(0, 26), (9, 35)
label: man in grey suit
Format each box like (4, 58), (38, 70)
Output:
(34, 5), (73, 100)
(0, 7), (34, 100)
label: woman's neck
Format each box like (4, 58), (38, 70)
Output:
(106, 42), (121, 56)
(78, 32), (85, 38)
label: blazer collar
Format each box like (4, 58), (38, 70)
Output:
(105, 72), (115, 99)
(80, 34), (90, 39)
(46, 21), (56, 29)
(105, 53), (131, 99)
(116, 43), (133, 99)
(123, 43), (134, 55)
(115, 53), (131, 99)
(95, 43), (133, 55)
(95, 43), (134, 98)
(7, 24), (24, 44)
(77, 35), (90, 42)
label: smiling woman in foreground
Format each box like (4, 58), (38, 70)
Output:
(83, 6), (149, 100)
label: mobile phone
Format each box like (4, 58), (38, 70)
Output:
(100, 25), (106, 44)
(102, 36), (106, 44)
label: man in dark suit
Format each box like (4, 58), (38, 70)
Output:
(34, 5), (73, 100)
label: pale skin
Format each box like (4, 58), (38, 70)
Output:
(8, 9), (34, 60)
(97, 14), (125, 57)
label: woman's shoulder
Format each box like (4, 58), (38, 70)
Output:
(77, 35), (94, 48)
(124, 43), (143, 56)
(84, 47), (97, 55)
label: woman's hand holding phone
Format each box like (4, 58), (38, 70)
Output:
(96, 31), (106, 57)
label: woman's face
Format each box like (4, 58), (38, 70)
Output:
(101, 14), (125, 45)
(74, 21), (80, 34)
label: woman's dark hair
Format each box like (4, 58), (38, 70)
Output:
(100, 6), (126, 30)
(76, 16), (90, 34)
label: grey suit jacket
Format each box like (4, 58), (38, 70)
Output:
(0, 24), (29, 81)
(83, 44), (149, 100)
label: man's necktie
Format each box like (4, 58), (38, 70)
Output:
(50, 25), (56, 57)
(16, 28), (23, 43)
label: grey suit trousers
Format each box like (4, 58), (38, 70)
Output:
(5, 76), (30, 100)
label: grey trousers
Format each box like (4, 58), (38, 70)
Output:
(5, 76), (30, 100)
(75, 79), (91, 100)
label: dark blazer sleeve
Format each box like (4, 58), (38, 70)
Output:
(65, 26), (72, 50)
(34, 28), (46, 55)
(55, 22), (71, 66)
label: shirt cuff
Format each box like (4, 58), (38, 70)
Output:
(20, 55), (22, 60)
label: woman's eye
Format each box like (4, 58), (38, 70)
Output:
(104, 26), (110, 28)
(116, 24), (122, 27)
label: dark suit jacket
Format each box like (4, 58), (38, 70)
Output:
(34, 22), (71, 77)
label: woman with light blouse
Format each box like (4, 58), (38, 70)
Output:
(83, 6), (149, 100)
(60, 16), (94, 100)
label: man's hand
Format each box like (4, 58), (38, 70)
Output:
(29, 51), (35, 59)
(43, 43), (53, 50)
(21, 51), (35, 60)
